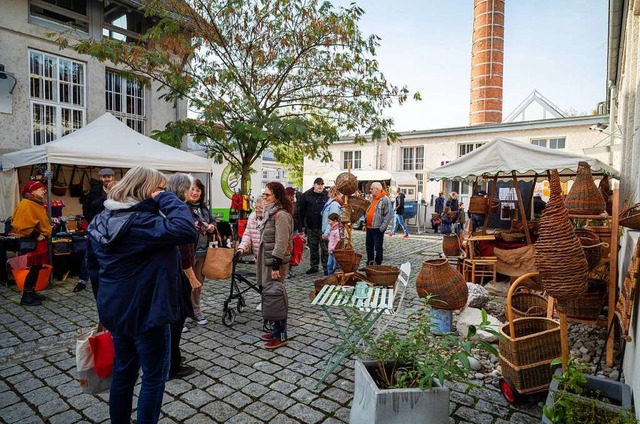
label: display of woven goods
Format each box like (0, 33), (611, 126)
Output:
(510, 219), (539, 234)
(415, 259), (468, 310)
(468, 196), (488, 214)
(575, 228), (603, 271)
(313, 274), (340, 294)
(564, 161), (605, 215)
(557, 278), (607, 320)
(363, 265), (400, 288)
(598, 175), (613, 215)
(346, 196), (370, 223)
(619, 203), (640, 230)
(498, 318), (562, 394)
(495, 231), (525, 243)
(335, 172), (358, 196)
(534, 169), (588, 301)
(333, 249), (362, 273)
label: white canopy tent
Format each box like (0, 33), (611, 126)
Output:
(427, 137), (619, 244)
(1, 113), (214, 222)
(427, 137), (619, 181)
(322, 170), (418, 185)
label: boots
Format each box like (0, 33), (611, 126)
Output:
(20, 266), (42, 306)
(20, 290), (42, 306)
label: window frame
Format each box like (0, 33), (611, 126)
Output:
(29, 0), (90, 33)
(29, 49), (86, 146)
(342, 150), (362, 170)
(401, 146), (424, 193)
(105, 69), (147, 134)
(531, 137), (566, 150)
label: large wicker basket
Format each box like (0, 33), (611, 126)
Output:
(363, 265), (400, 288)
(619, 203), (640, 230)
(564, 161), (605, 215)
(557, 278), (607, 320)
(346, 196), (370, 223)
(335, 172), (358, 196)
(575, 228), (603, 271)
(510, 292), (548, 319)
(468, 196), (489, 214)
(333, 249), (362, 273)
(415, 259), (468, 310)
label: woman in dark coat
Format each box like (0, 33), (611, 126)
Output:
(87, 167), (197, 424)
(258, 182), (294, 349)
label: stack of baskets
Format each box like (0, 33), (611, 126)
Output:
(363, 265), (400, 289)
(534, 169), (588, 302)
(564, 161), (605, 215)
(333, 248), (362, 273)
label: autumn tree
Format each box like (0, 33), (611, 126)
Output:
(60, 0), (418, 194)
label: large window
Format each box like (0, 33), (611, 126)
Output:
(106, 70), (147, 134)
(103, 2), (156, 42)
(402, 146), (424, 193)
(29, 50), (85, 146)
(30, 0), (89, 32)
(532, 137), (566, 149)
(342, 151), (362, 170)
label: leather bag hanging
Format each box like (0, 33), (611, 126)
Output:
(201, 246), (234, 280)
(69, 167), (89, 197)
(51, 165), (68, 196)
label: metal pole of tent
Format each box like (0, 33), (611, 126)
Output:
(46, 162), (53, 285)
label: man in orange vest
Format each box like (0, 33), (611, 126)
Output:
(364, 182), (392, 266)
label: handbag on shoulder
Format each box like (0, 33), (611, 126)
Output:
(201, 245), (234, 280)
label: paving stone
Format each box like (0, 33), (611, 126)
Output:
(44, 372), (72, 387)
(240, 381), (270, 398)
(48, 409), (83, 424)
(290, 387), (318, 404)
(0, 401), (38, 423)
(83, 403), (110, 422)
(38, 397), (70, 418)
(184, 413), (217, 424)
(475, 399), (510, 418)
(224, 391), (253, 409)
(311, 397), (341, 414)
(450, 390), (475, 407)
(261, 391), (297, 410)
(219, 373), (250, 390)
(205, 383), (235, 399)
(201, 400), (237, 422)
(506, 412), (541, 423)
(0, 391), (21, 408)
(23, 385), (57, 406)
(285, 403), (325, 424)
(165, 379), (194, 396)
(269, 413), (301, 424)
(180, 388), (214, 408)
(269, 379), (297, 395)
(453, 405), (494, 424)
(163, 399), (197, 421)
(244, 401), (279, 421)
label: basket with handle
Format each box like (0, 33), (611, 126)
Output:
(575, 228), (606, 271)
(333, 248), (362, 273)
(363, 265), (400, 289)
(347, 196), (370, 223)
(619, 203), (640, 230)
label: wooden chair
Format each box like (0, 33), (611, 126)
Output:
(462, 235), (497, 285)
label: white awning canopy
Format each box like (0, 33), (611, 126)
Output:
(1, 113), (214, 173)
(427, 137), (619, 181)
(322, 170), (418, 185)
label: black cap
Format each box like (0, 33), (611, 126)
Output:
(99, 168), (115, 176)
(314, 177), (324, 185)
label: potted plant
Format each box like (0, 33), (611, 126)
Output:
(348, 296), (500, 424)
(542, 358), (636, 424)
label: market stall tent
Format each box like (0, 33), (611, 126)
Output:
(427, 137), (619, 181)
(0, 112), (214, 221)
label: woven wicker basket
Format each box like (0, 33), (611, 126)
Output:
(364, 265), (400, 288)
(575, 228), (603, 271)
(496, 231), (525, 243)
(619, 203), (640, 230)
(335, 172), (358, 196)
(510, 292), (548, 319)
(333, 249), (362, 273)
(415, 259), (468, 310)
(558, 278), (607, 320)
(347, 196), (370, 223)
(468, 196), (488, 214)
(313, 274), (340, 294)
(499, 318), (561, 367)
(442, 233), (460, 256)
(598, 175), (613, 215)
(565, 161), (605, 215)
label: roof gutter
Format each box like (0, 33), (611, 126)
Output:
(607, 0), (625, 99)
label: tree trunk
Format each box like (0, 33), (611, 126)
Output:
(240, 163), (252, 196)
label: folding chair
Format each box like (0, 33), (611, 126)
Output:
(374, 261), (411, 337)
(462, 235), (497, 285)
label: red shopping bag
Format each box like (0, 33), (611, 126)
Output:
(89, 329), (115, 378)
(290, 234), (305, 266)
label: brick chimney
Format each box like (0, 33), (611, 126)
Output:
(470, 0), (505, 125)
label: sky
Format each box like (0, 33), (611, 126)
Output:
(333, 0), (609, 132)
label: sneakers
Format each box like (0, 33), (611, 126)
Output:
(255, 302), (262, 312)
(193, 315), (208, 326)
(73, 281), (87, 292)
(403, 234), (409, 238)
(260, 333), (273, 341)
(182, 326), (189, 333)
(169, 364), (196, 380)
(305, 267), (319, 275)
(264, 338), (288, 349)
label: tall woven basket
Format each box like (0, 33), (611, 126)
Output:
(335, 172), (358, 196)
(442, 233), (460, 257)
(347, 196), (370, 223)
(333, 249), (362, 273)
(416, 259), (468, 310)
(534, 169), (588, 302)
(564, 161), (605, 215)
(575, 228), (603, 271)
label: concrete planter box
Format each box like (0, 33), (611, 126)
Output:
(350, 360), (450, 424)
(542, 368), (633, 423)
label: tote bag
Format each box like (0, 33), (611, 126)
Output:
(201, 246), (234, 279)
(76, 325), (113, 394)
(262, 280), (288, 321)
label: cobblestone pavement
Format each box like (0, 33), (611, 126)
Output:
(0, 230), (544, 423)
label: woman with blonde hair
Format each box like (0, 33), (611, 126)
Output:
(87, 166), (197, 424)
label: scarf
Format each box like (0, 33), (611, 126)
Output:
(258, 202), (279, 232)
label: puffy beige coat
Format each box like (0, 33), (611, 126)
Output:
(257, 205), (293, 285)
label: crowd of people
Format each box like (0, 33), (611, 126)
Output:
(8, 168), (446, 423)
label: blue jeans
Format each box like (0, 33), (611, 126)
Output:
(327, 253), (336, 275)
(273, 319), (288, 340)
(110, 324), (170, 424)
(365, 228), (384, 265)
(392, 214), (409, 235)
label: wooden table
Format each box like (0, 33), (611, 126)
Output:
(310, 284), (395, 387)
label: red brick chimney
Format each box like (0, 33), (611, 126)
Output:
(470, 0), (505, 125)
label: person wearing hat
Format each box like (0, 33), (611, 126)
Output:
(77, 168), (115, 292)
(11, 181), (52, 306)
(298, 177), (328, 274)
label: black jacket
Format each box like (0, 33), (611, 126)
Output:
(82, 185), (107, 223)
(298, 188), (328, 230)
(395, 192), (405, 215)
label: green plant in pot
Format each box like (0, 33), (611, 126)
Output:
(542, 358), (637, 424)
(348, 296), (501, 424)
